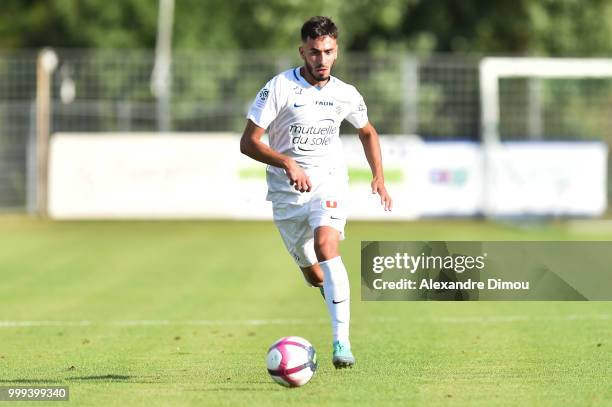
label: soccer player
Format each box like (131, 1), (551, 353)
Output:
(240, 16), (392, 369)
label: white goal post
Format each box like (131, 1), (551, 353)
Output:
(479, 57), (612, 145)
(479, 57), (612, 217)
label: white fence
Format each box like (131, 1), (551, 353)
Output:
(48, 133), (607, 219)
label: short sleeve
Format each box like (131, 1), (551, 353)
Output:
(344, 87), (369, 129)
(246, 78), (279, 129)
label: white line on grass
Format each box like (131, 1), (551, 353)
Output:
(0, 318), (330, 328)
(110, 319), (328, 326)
(0, 320), (92, 327)
(432, 314), (610, 324)
(0, 314), (608, 328)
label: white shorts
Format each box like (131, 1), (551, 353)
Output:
(273, 197), (347, 268)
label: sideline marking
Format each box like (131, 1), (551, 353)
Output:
(0, 314), (608, 328)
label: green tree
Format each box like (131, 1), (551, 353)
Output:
(3, 0), (612, 56)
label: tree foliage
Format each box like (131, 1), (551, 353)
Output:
(1, 0), (612, 56)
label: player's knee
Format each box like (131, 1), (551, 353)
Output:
(314, 238), (338, 262)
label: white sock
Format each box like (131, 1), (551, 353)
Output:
(319, 256), (350, 345)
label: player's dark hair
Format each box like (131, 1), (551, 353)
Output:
(301, 16), (338, 42)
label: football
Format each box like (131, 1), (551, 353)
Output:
(266, 336), (318, 387)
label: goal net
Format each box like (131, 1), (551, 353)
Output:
(479, 57), (612, 217)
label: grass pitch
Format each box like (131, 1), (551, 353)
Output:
(0, 216), (610, 406)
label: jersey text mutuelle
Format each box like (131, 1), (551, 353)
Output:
(246, 67), (368, 204)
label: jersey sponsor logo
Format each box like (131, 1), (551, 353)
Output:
(289, 118), (338, 153)
(314, 100), (334, 107)
(289, 119), (337, 136)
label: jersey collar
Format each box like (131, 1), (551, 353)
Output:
(293, 67), (335, 91)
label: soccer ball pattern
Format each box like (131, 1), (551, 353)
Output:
(266, 336), (318, 387)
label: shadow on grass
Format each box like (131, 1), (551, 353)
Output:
(66, 374), (165, 384)
(188, 387), (278, 392)
(67, 375), (132, 381)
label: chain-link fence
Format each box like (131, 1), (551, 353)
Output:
(1, 49), (612, 210)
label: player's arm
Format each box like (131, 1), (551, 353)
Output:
(240, 119), (312, 192)
(357, 122), (392, 211)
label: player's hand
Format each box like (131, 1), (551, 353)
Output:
(285, 160), (312, 193)
(372, 177), (392, 211)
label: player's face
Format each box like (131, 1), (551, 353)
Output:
(299, 35), (337, 83)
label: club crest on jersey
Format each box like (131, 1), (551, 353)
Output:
(320, 198), (342, 214)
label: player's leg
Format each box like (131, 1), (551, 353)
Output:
(273, 200), (354, 367)
(313, 225), (340, 261)
(300, 264), (323, 287)
(313, 226), (354, 368)
(300, 264), (326, 298)
(272, 202), (324, 296)
(313, 227), (346, 312)
(309, 195), (355, 368)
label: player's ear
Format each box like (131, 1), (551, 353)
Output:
(298, 45), (305, 59)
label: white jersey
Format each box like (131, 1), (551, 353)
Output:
(247, 67), (369, 203)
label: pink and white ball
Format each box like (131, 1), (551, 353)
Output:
(266, 336), (318, 387)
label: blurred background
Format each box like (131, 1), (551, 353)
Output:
(1, 3), (611, 404)
(1, 0), (611, 219)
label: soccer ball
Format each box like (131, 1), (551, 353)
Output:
(266, 336), (318, 387)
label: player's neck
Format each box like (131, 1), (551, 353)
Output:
(300, 66), (330, 89)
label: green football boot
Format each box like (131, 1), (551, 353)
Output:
(332, 341), (355, 369)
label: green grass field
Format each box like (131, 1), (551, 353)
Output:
(0, 216), (610, 406)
